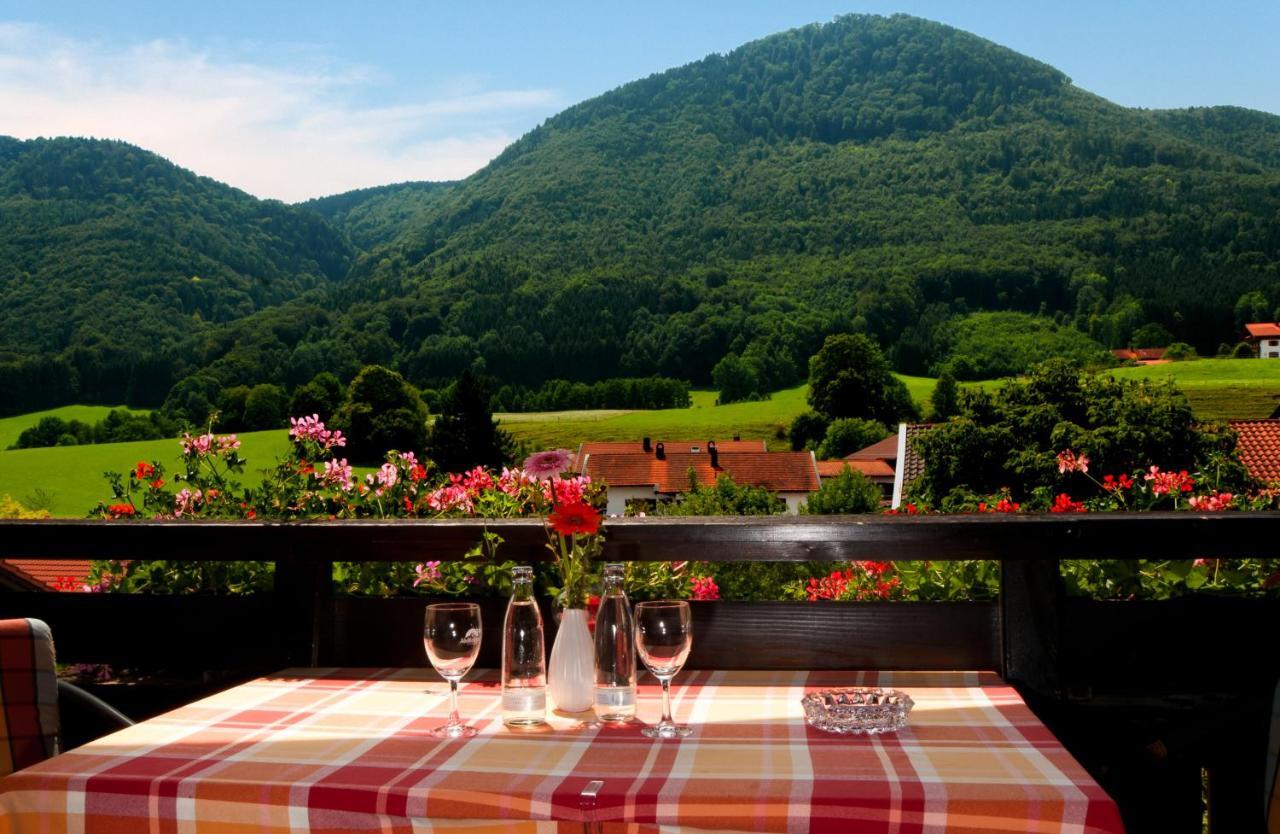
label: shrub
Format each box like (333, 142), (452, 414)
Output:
(928, 370), (960, 420)
(816, 418), (890, 460)
(288, 372), (345, 422)
(1164, 342), (1197, 360)
(1232, 341), (1255, 359)
(655, 473), (785, 516)
(931, 312), (1109, 379)
(802, 467), (883, 514)
(242, 384), (288, 429)
(909, 358), (1250, 504)
(712, 354), (761, 404)
(789, 411), (829, 451)
(332, 365), (430, 464)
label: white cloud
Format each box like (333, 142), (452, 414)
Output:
(0, 23), (561, 201)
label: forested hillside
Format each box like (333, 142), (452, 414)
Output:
(301, 181), (457, 250)
(0, 137), (353, 412)
(3, 13), (1279, 415)
(321, 13), (1280, 389)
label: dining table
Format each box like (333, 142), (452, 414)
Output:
(0, 667), (1124, 833)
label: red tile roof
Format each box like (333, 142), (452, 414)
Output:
(583, 451), (819, 493)
(1229, 420), (1280, 485)
(0, 559), (94, 592)
(578, 439), (767, 456)
(1244, 323), (1280, 339)
(844, 435), (898, 462)
(900, 423), (934, 488)
(817, 459), (895, 479)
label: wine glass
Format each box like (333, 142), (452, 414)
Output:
(424, 602), (483, 738)
(634, 600), (693, 739)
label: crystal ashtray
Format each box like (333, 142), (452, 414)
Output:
(801, 687), (914, 735)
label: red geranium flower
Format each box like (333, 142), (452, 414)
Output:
(548, 501), (601, 536)
(106, 503), (135, 518)
(133, 462), (154, 479)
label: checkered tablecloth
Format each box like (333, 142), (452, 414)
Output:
(0, 668), (1123, 833)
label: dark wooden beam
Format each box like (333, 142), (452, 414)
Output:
(2, 512), (1278, 563)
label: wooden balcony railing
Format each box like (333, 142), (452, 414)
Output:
(0, 513), (1277, 831)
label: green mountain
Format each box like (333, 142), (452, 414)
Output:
(301, 181), (457, 250)
(0, 137), (353, 412)
(4, 14), (1280, 415)
(324, 13), (1279, 389)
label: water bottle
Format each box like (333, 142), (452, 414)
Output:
(593, 563), (637, 721)
(502, 566), (546, 727)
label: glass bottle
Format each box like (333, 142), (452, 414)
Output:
(501, 566), (546, 727)
(593, 563), (637, 721)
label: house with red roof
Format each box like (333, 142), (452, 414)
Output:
(1242, 323), (1280, 358)
(815, 458), (896, 501)
(578, 440), (820, 514)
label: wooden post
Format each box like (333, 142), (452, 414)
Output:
(1000, 558), (1063, 699)
(273, 548), (333, 668)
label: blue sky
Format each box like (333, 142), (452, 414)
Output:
(1, 1), (1276, 200)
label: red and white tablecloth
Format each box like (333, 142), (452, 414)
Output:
(0, 668), (1124, 833)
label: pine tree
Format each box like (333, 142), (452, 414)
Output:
(427, 370), (518, 473)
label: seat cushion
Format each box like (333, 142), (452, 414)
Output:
(0, 618), (59, 775)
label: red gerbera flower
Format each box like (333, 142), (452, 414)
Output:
(548, 501), (601, 536)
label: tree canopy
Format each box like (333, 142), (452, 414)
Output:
(807, 334), (919, 424)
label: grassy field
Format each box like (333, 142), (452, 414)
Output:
(1107, 359), (1280, 419)
(0, 405), (150, 450)
(499, 376), (939, 452)
(0, 430), (292, 518)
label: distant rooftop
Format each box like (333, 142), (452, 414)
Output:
(817, 459), (895, 479)
(582, 451), (819, 494)
(578, 439), (767, 456)
(1243, 322), (1280, 339)
(844, 435), (898, 462)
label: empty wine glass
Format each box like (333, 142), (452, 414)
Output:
(424, 602), (483, 738)
(634, 600), (693, 739)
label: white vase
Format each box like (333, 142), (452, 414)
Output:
(548, 608), (594, 712)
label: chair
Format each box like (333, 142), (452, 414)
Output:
(0, 618), (133, 777)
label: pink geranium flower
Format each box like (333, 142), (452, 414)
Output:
(1056, 449), (1089, 475)
(523, 449), (574, 479)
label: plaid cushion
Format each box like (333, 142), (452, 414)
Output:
(0, 618), (59, 775)
(1269, 677), (1279, 834)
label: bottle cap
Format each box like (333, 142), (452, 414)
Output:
(512, 565), (534, 580)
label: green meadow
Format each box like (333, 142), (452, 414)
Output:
(498, 376), (938, 452)
(0, 430), (292, 518)
(1106, 358), (1280, 420)
(0, 405), (150, 451)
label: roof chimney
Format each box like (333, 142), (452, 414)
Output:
(655, 442), (665, 460)
(708, 441), (719, 468)
(642, 437), (651, 453)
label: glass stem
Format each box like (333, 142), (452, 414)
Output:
(660, 677), (673, 726)
(448, 678), (461, 727)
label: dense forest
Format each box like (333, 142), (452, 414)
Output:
(2, 14), (1279, 416)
